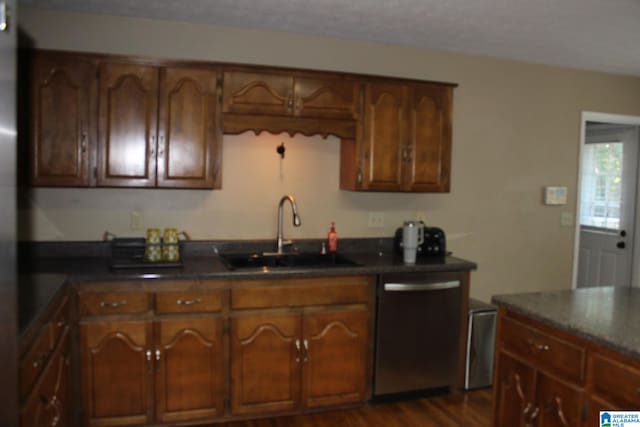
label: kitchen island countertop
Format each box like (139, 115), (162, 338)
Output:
(492, 286), (640, 360)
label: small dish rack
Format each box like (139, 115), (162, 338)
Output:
(104, 232), (188, 270)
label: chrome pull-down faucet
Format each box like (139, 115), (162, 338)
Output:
(276, 195), (301, 254)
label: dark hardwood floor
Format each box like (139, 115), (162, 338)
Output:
(218, 389), (493, 427)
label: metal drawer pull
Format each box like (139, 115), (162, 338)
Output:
(295, 339), (301, 362)
(384, 281), (460, 292)
(536, 344), (550, 351)
(177, 298), (201, 305)
(100, 300), (127, 308)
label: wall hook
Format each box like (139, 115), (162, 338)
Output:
(276, 142), (286, 159)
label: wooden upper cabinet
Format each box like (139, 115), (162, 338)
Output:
(231, 313), (302, 416)
(293, 77), (359, 120)
(406, 84), (452, 192)
(301, 309), (368, 408)
(341, 80), (454, 192)
(157, 67), (221, 188)
(361, 82), (407, 191)
(222, 70), (359, 120)
(155, 317), (224, 423)
(80, 320), (153, 426)
(30, 53), (96, 187)
(97, 62), (159, 187)
(222, 71), (292, 116)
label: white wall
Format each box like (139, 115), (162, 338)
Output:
(17, 7), (640, 302)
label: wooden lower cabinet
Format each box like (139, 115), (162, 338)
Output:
(230, 308), (369, 416)
(80, 317), (224, 426)
(155, 317), (224, 423)
(493, 309), (640, 427)
(21, 331), (71, 427)
(302, 309), (368, 408)
(231, 313), (302, 415)
(80, 320), (154, 426)
(493, 353), (534, 427)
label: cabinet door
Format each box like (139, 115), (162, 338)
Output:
(222, 71), (292, 116)
(230, 313), (301, 415)
(301, 309), (369, 408)
(405, 84), (452, 192)
(361, 82), (407, 191)
(155, 317), (224, 423)
(80, 320), (153, 426)
(535, 372), (583, 427)
(157, 67), (221, 188)
(30, 53), (95, 186)
(293, 77), (359, 120)
(21, 332), (70, 427)
(97, 63), (159, 187)
(492, 352), (535, 427)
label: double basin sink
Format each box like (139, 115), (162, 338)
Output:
(219, 252), (360, 271)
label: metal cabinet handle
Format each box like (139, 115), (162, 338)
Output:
(99, 300), (127, 308)
(384, 281), (460, 292)
(302, 339), (309, 362)
(155, 349), (161, 361)
(0, 2), (8, 32)
(527, 406), (540, 426)
(33, 351), (50, 369)
(177, 298), (201, 305)
(295, 339), (301, 362)
(536, 344), (550, 351)
(158, 135), (164, 157)
(146, 350), (152, 361)
(287, 94), (294, 113)
(405, 145), (413, 162)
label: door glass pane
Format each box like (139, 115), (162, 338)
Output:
(580, 142), (623, 229)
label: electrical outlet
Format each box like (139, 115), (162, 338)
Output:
(130, 211), (143, 230)
(413, 211), (428, 223)
(368, 212), (385, 228)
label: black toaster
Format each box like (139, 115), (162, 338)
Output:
(393, 225), (447, 258)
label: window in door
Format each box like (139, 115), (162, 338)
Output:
(579, 141), (623, 230)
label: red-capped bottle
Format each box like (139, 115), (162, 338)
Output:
(328, 222), (338, 253)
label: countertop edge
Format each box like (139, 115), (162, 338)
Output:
(492, 295), (640, 361)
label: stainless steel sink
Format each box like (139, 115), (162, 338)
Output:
(219, 252), (360, 270)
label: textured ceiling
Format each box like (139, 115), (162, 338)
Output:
(19, 0), (640, 77)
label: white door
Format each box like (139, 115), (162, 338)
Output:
(577, 123), (639, 288)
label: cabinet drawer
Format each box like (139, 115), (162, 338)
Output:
(156, 291), (224, 314)
(231, 276), (371, 309)
(49, 296), (69, 346)
(79, 291), (151, 316)
(590, 353), (640, 408)
(20, 324), (52, 399)
(501, 315), (586, 383)
(21, 331), (70, 427)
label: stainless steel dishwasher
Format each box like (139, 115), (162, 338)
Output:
(374, 272), (463, 397)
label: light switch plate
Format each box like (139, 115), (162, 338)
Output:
(544, 186), (568, 205)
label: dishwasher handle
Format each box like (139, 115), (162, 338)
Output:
(384, 280), (460, 292)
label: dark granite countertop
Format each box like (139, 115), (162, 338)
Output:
(23, 252), (476, 281)
(17, 238), (476, 339)
(492, 287), (640, 360)
(19, 273), (68, 338)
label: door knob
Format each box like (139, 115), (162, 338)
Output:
(617, 241), (626, 249)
